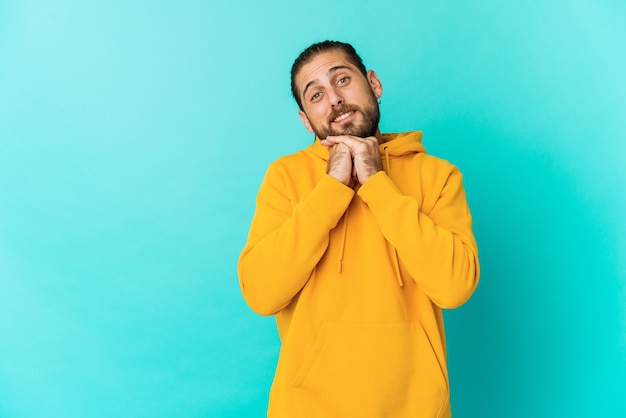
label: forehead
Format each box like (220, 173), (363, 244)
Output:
(295, 50), (359, 89)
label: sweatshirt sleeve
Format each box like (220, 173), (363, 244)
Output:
(238, 164), (355, 316)
(357, 166), (479, 309)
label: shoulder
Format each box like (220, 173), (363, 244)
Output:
(268, 144), (324, 171)
(415, 152), (461, 175)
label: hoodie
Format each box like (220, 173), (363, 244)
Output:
(238, 131), (479, 418)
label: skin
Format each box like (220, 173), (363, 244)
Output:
(294, 50), (384, 187)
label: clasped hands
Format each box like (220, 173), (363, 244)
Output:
(320, 135), (383, 188)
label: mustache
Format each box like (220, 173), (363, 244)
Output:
(328, 105), (359, 123)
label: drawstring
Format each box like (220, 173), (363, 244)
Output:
(384, 146), (404, 287)
(391, 248), (404, 287)
(337, 207), (350, 273)
(384, 146), (390, 176)
(335, 145), (403, 287)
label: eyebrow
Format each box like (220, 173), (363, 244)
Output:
(301, 65), (353, 101)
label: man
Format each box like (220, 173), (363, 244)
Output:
(238, 40), (479, 417)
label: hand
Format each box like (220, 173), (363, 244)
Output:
(321, 135), (382, 184)
(326, 142), (354, 186)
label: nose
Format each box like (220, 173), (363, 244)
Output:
(327, 86), (343, 107)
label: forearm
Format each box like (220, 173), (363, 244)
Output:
(358, 171), (479, 308)
(239, 174), (354, 315)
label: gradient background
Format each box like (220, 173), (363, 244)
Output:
(1, 1), (624, 417)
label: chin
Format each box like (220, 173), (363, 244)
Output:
(334, 123), (365, 137)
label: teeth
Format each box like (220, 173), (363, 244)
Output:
(334, 111), (353, 122)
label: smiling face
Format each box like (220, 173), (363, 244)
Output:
(295, 49), (383, 140)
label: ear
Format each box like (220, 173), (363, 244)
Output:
(367, 70), (383, 99)
(298, 110), (315, 133)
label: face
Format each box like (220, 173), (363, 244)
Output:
(295, 50), (382, 139)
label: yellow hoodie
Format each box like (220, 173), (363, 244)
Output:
(238, 131), (479, 418)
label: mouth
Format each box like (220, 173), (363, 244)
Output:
(331, 110), (356, 124)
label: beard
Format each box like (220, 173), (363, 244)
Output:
(309, 92), (380, 140)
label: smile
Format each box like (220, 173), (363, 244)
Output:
(332, 111), (355, 123)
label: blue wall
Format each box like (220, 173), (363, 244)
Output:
(1, 1), (624, 417)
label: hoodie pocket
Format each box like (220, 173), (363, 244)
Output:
(291, 322), (448, 416)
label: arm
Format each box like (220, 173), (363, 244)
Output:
(238, 164), (354, 316)
(320, 134), (478, 307)
(358, 167), (479, 308)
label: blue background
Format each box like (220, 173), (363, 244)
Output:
(1, 0), (624, 417)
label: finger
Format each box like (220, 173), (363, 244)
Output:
(320, 137), (342, 146)
(322, 135), (364, 148)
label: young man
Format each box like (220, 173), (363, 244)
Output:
(238, 40), (479, 417)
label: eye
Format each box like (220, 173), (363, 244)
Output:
(337, 76), (350, 86)
(310, 91), (322, 102)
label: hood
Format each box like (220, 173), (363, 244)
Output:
(307, 131), (426, 161)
